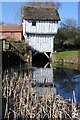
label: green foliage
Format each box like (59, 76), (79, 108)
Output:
(9, 41), (30, 56)
(54, 19), (79, 51)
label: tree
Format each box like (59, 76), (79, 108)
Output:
(0, 21), (5, 25)
(60, 19), (77, 29)
(29, 1), (61, 10)
(54, 18), (79, 51)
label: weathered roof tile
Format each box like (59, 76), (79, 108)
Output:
(22, 6), (60, 21)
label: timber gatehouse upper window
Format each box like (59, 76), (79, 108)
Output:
(32, 21), (36, 26)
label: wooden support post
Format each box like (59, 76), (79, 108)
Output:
(44, 52), (50, 59)
(33, 52), (38, 57)
(44, 62), (49, 68)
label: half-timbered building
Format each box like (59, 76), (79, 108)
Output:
(22, 6), (60, 58)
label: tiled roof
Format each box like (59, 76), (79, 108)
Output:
(22, 6), (60, 21)
(0, 25), (22, 32)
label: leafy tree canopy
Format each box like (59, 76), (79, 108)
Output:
(54, 19), (79, 51)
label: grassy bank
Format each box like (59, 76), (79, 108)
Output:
(51, 50), (80, 64)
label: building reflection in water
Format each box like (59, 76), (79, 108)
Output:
(32, 62), (57, 97)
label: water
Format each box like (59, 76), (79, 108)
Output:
(3, 60), (80, 103)
(32, 62), (56, 97)
(54, 67), (80, 103)
(32, 62), (80, 103)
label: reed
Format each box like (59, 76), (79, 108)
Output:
(2, 71), (80, 120)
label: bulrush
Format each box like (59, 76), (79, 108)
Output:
(2, 71), (80, 120)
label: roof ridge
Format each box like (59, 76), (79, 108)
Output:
(0, 25), (22, 32)
(22, 5), (56, 9)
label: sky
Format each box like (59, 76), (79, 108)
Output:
(0, 2), (78, 27)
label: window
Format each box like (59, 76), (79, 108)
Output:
(27, 34), (29, 39)
(2, 32), (6, 36)
(32, 21), (36, 26)
(11, 32), (15, 36)
(54, 21), (58, 23)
